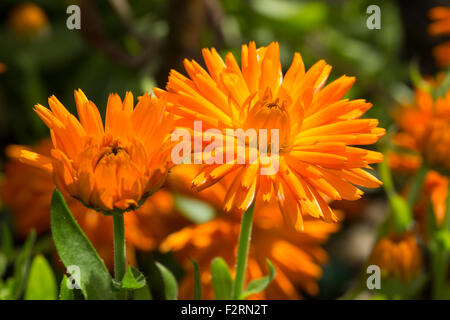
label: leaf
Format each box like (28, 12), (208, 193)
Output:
(59, 276), (74, 300)
(121, 266), (146, 290)
(211, 257), (233, 300)
(133, 285), (152, 300)
(240, 259), (276, 300)
(25, 255), (57, 300)
(0, 254), (7, 278)
(174, 194), (216, 223)
(155, 262), (178, 300)
(6, 230), (35, 299)
(190, 259), (202, 300)
(51, 189), (117, 300)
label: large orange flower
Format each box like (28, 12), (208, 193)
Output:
(0, 139), (189, 268)
(429, 6), (450, 67)
(19, 90), (173, 213)
(157, 42), (384, 230)
(161, 203), (338, 299)
(368, 232), (422, 283)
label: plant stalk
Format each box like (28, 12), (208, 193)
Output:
(232, 203), (255, 300)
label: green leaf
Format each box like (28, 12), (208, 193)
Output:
(25, 255), (57, 300)
(5, 230), (35, 299)
(50, 189), (117, 300)
(0, 254), (7, 278)
(191, 259), (202, 300)
(156, 262), (178, 300)
(240, 259), (276, 300)
(1, 224), (13, 262)
(121, 266), (146, 290)
(59, 276), (74, 300)
(211, 257), (233, 300)
(133, 285), (152, 300)
(174, 194), (216, 223)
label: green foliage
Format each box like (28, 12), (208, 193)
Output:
(50, 189), (117, 300)
(121, 266), (146, 290)
(156, 262), (178, 300)
(174, 194), (216, 224)
(211, 257), (233, 300)
(0, 231), (35, 300)
(25, 254), (56, 300)
(59, 276), (74, 300)
(240, 259), (276, 300)
(191, 259), (202, 300)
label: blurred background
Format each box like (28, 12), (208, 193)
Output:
(0, 0), (449, 299)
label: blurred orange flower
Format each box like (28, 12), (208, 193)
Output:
(429, 6), (450, 67)
(8, 2), (48, 38)
(0, 139), (189, 268)
(157, 41), (384, 230)
(393, 88), (450, 174)
(368, 232), (422, 283)
(414, 171), (448, 238)
(0, 62), (7, 74)
(19, 90), (173, 213)
(161, 204), (338, 299)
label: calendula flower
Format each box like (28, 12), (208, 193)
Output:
(19, 90), (173, 214)
(161, 203), (338, 299)
(0, 139), (189, 268)
(368, 232), (422, 283)
(429, 6), (450, 67)
(8, 2), (48, 38)
(157, 42), (384, 230)
(393, 88), (450, 175)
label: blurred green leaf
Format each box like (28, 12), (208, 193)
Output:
(51, 189), (117, 300)
(25, 255), (56, 300)
(156, 262), (178, 300)
(240, 259), (275, 300)
(1, 230), (35, 300)
(191, 259), (202, 300)
(211, 257), (233, 300)
(174, 194), (216, 224)
(121, 266), (146, 290)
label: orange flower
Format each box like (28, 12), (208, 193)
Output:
(414, 171), (448, 238)
(19, 90), (173, 214)
(368, 232), (422, 283)
(393, 88), (450, 175)
(0, 139), (189, 268)
(8, 2), (48, 38)
(157, 42), (384, 230)
(429, 6), (450, 67)
(161, 202), (338, 299)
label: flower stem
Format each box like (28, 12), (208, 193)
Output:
(407, 163), (428, 207)
(232, 203), (255, 300)
(113, 213), (126, 283)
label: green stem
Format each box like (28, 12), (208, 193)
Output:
(433, 183), (450, 299)
(113, 213), (126, 283)
(407, 163), (428, 207)
(232, 203), (255, 300)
